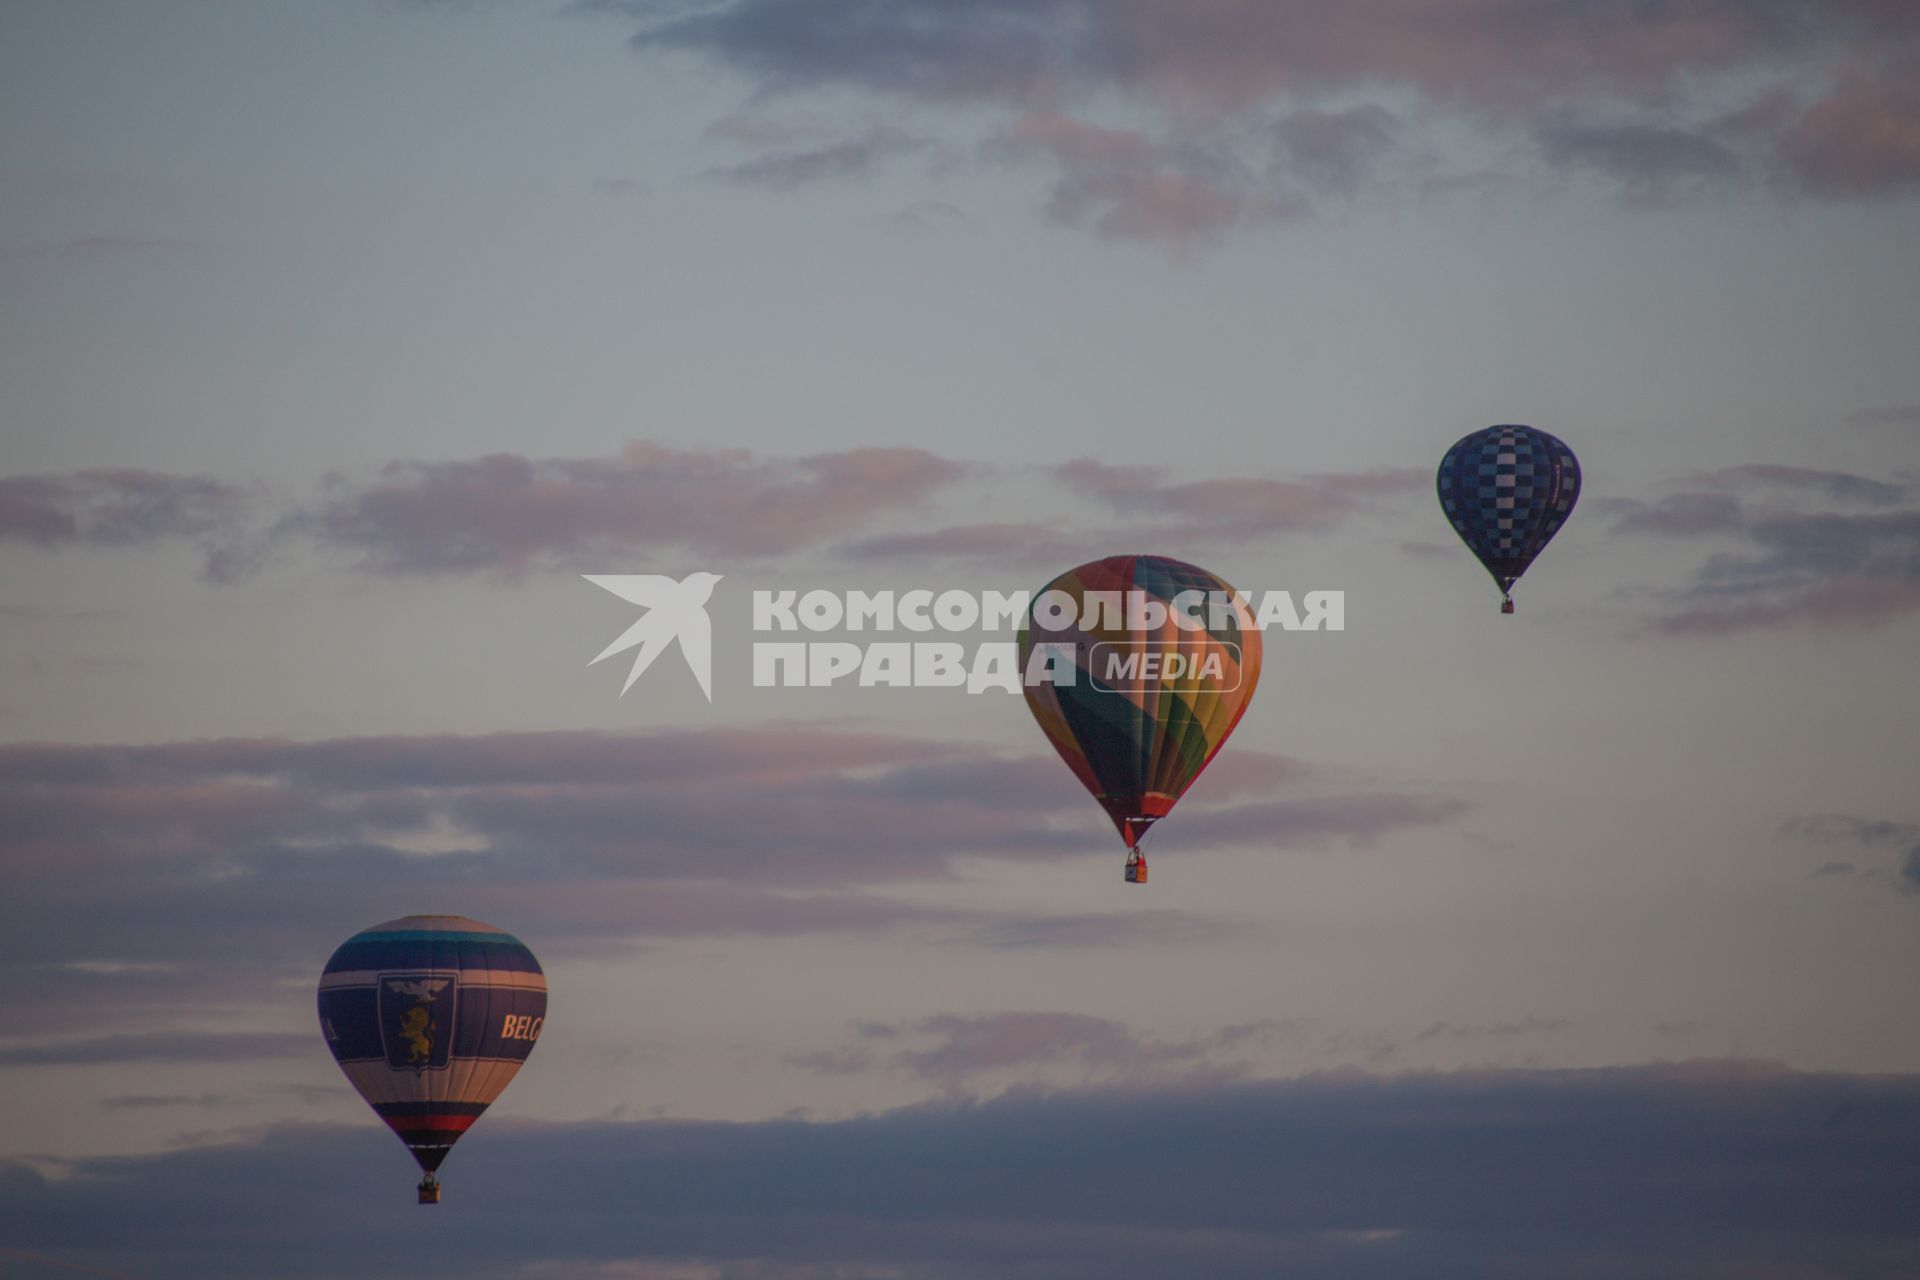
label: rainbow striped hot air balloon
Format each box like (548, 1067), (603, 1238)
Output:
(317, 915), (546, 1202)
(1018, 555), (1262, 884)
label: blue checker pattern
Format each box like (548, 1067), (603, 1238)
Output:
(1436, 424), (1580, 592)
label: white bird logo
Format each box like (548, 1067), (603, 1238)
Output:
(584, 572), (723, 701)
(386, 978), (450, 1000)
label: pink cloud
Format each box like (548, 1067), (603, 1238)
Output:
(1054, 458), (1159, 499)
(641, 0), (1920, 238)
(1786, 61), (1920, 196)
(1173, 749), (1307, 800)
(1172, 793), (1472, 849)
(842, 521), (1081, 563)
(459, 880), (959, 944)
(288, 443), (966, 575)
(811, 1010), (1298, 1088)
(1010, 114), (1155, 168)
(1056, 458), (1421, 540)
(1307, 467), (1428, 498)
(1656, 577), (1920, 637)
(891, 1011), (1153, 1078)
(1159, 477), (1359, 531)
(0, 727), (1465, 1016)
(838, 463), (1428, 564)
(643, 0), (1915, 113)
(1070, 170), (1269, 244)
(0, 449), (1426, 579)
(994, 113), (1297, 246)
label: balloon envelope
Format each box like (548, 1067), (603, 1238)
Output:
(1019, 554), (1262, 850)
(317, 915), (546, 1176)
(1436, 424), (1580, 608)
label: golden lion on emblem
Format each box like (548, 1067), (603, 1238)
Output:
(398, 1005), (435, 1063)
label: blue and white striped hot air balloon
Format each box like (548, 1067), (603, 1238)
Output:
(316, 915), (547, 1202)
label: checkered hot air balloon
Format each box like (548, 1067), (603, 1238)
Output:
(317, 915), (546, 1203)
(1018, 555), (1262, 884)
(1436, 424), (1581, 613)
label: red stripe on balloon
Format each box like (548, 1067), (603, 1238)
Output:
(383, 1114), (479, 1135)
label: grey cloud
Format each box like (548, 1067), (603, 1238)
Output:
(0, 468), (259, 581)
(0, 1033), (311, 1067)
(0, 469), (245, 544)
(988, 115), (1301, 246)
(1605, 465), (1912, 542)
(4, 1063), (1920, 1278)
(1781, 814), (1918, 847)
(1654, 1019), (1707, 1037)
(99, 1094), (243, 1111)
(634, 0), (1086, 105)
(1604, 491), (1749, 537)
(0, 447), (1434, 579)
(887, 1011), (1157, 1079)
(1690, 464), (1909, 506)
(853, 461), (1426, 560)
(782, 1046), (875, 1076)
(612, 0), (1920, 248)
(1055, 457), (1425, 541)
(1273, 105), (1398, 195)
(284, 443), (964, 575)
(1701, 510), (1920, 585)
(629, 1), (1920, 113)
(704, 111), (837, 147)
(1781, 814), (1920, 893)
(591, 176), (651, 197)
(1848, 405), (1920, 428)
(1538, 120), (1744, 205)
(0, 729), (1449, 1031)
(841, 520), (1078, 564)
(1415, 1015), (1569, 1041)
(707, 127), (924, 187)
(0, 728), (981, 1032)
(962, 910), (1233, 950)
(0, 444), (979, 581)
(1171, 793), (1471, 850)
(820, 1010), (1295, 1086)
(1614, 466), (1920, 633)
(886, 199), (966, 232)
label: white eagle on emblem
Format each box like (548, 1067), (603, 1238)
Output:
(387, 978), (451, 1000)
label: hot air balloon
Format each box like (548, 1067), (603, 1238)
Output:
(1018, 555), (1262, 884)
(317, 915), (546, 1203)
(1436, 424), (1580, 613)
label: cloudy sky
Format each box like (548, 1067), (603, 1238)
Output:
(3, 1), (1919, 1276)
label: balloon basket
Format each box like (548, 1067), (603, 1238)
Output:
(418, 1176), (441, 1205)
(1124, 856), (1147, 885)
(1500, 599), (1515, 615)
